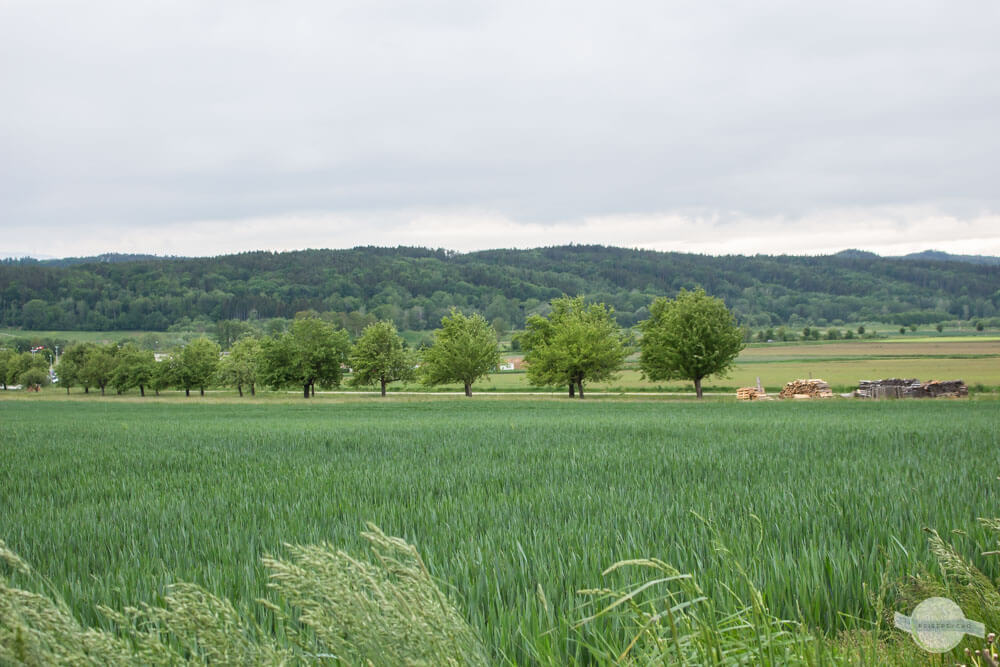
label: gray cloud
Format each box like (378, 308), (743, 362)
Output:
(2, 1), (999, 256)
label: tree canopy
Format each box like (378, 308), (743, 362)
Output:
(2, 246), (997, 334)
(421, 310), (500, 396)
(177, 337), (221, 397)
(56, 343), (94, 393)
(521, 296), (628, 398)
(349, 321), (415, 396)
(261, 317), (350, 398)
(638, 288), (745, 398)
(217, 337), (262, 397)
(110, 343), (156, 396)
(80, 345), (117, 396)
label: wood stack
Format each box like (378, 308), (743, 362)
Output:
(856, 378), (917, 399)
(737, 387), (758, 400)
(779, 379), (834, 399)
(920, 380), (969, 398)
(856, 378), (968, 399)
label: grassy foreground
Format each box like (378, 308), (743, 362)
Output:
(1, 398), (998, 662)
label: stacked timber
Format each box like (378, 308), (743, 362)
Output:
(856, 378), (919, 399)
(920, 380), (969, 397)
(856, 378), (968, 399)
(736, 387), (772, 400)
(779, 379), (834, 399)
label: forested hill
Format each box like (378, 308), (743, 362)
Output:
(1, 246), (998, 332)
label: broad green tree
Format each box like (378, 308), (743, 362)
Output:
(150, 356), (177, 396)
(4, 352), (31, 387)
(215, 319), (254, 350)
(638, 288), (745, 398)
(4, 349), (51, 389)
(0, 348), (13, 390)
(261, 317), (350, 398)
(111, 343), (156, 396)
(80, 344), (118, 396)
(20, 366), (50, 391)
(421, 310), (500, 397)
(349, 321), (416, 396)
(56, 343), (95, 393)
(177, 337), (221, 396)
(521, 296), (628, 398)
(217, 336), (262, 397)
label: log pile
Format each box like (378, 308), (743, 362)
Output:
(737, 387), (767, 400)
(779, 379), (834, 399)
(921, 380), (969, 397)
(856, 378), (968, 399)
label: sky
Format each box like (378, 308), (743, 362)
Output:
(2, 1), (999, 259)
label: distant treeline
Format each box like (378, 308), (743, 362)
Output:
(2, 245), (998, 332)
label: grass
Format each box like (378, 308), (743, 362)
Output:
(0, 328), (191, 350)
(1, 397), (998, 663)
(438, 337), (1000, 393)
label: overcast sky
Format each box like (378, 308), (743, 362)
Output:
(2, 1), (999, 258)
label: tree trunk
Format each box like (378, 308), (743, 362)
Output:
(310, 382), (315, 397)
(464, 381), (472, 397)
(569, 383), (575, 397)
(200, 387), (205, 396)
(139, 385), (145, 397)
(237, 384), (243, 397)
(100, 386), (105, 396)
(250, 383), (255, 396)
(694, 377), (703, 399)
(84, 386), (89, 394)
(381, 378), (387, 397)
(65, 386), (70, 395)
(577, 379), (584, 399)
(185, 388), (190, 397)
(303, 383), (310, 398)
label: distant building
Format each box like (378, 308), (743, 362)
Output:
(497, 357), (526, 372)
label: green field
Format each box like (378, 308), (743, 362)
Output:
(409, 337), (1000, 393)
(1, 397), (998, 662)
(431, 358), (999, 394)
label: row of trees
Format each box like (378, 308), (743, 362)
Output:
(29, 289), (743, 399)
(44, 313), (493, 399)
(520, 290), (743, 398)
(0, 348), (52, 390)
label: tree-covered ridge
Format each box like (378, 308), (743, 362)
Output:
(1, 245), (998, 331)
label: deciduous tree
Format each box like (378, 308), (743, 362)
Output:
(261, 317), (350, 398)
(111, 343), (156, 396)
(177, 337), (221, 397)
(421, 310), (500, 397)
(521, 296), (628, 398)
(80, 344), (118, 396)
(215, 319), (254, 351)
(349, 321), (415, 396)
(638, 288), (744, 399)
(217, 336), (262, 397)
(0, 348), (13, 390)
(56, 343), (94, 394)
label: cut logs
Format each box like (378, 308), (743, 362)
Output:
(736, 387), (766, 400)
(779, 379), (834, 399)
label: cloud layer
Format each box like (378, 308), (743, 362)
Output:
(2, 1), (999, 257)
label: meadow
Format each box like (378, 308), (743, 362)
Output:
(1, 397), (998, 662)
(404, 337), (1000, 394)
